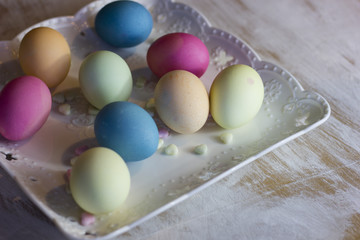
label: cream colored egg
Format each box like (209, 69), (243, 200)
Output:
(154, 70), (209, 134)
(210, 64), (264, 129)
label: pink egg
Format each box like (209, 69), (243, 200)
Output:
(0, 76), (52, 141)
(147, 32), (209, 78)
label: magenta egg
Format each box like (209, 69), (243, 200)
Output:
(146, 32), (209, 78)
(0, 76), (52, 141)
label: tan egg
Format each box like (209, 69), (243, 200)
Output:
(19, 27), (71, 88)
(154, 70), (209, 134)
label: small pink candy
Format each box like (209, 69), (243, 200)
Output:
(75, 145), (89, 156)
(158, 128), (169, 139)
(81, 212), (96, 226)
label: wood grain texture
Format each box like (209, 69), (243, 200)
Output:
(0, 0), (359, 239)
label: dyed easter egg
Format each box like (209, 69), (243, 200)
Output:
(210, 64), (264, 129)
(147, 33), (209, 78)
(154, 70), (209, 134)
(70, 147), (130, 214)
(0, 76), (52, 141)
(94, 101), (159, 162)
(95, 1), (153, 47)
(19, 27), (71, 88)
(79, 51), (132, 109)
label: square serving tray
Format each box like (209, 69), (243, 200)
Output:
(0, 0), (330, 239)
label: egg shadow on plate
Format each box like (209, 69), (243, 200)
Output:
(132, 67), (158, 84)
(130, 67), (159, 102)
(61, 137), (144, 176)
(61, 138), (98, 166)
(0, 131), (41, 153)
(0, 59), (25, 88)
(70, 27), (136, 60)
(45, 184), (82, 221)
(126, 161), (144, 177)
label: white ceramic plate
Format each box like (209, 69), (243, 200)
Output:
(0, 0), (331, 239)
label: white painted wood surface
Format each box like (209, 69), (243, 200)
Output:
(0, 0), (360, 239)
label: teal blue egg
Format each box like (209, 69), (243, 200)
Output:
(95, 1), (153, 48)
(94, 101), (159, 162)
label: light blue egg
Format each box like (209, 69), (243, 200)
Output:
(94, 101), (159, 162)
(95, 1), (153, 48)
(79, 51), (132, 109)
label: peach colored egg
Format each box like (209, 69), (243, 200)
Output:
(154, 70), (209, 134)
(19, 27), (71, 89)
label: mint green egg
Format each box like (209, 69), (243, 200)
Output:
(70, 147), (130, 214)
(210, 64), (264, 129)
(79, 51), (132, 109)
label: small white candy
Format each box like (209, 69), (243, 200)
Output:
(135, 76), (147, 88)
(70, 157), (78, 166)
(194, 144), (208, 155)
(145, 98), (155, 110)
(164, 144), (178, 156)
(58, 103), (71, 115)
(219, 132), (233, 144)
(158, 139), (164, 149)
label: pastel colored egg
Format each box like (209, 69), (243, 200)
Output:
(94, 101), (159, 162)
(147, 33), (209, 78)
(154, 70), (209, 134)
(0, 76), (52, 141)
(95, 1), (153, 48)
(19, 27), (71, 88)
(70, 147), (130, 214)
(79, 51), (132, 109)
(210, 64), (264, 129)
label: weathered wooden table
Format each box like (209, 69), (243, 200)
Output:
(0, 0), (359, 239)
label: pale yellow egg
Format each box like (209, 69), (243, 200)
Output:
(70, 147), (130, 214)
(210, 64), (264, 129)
